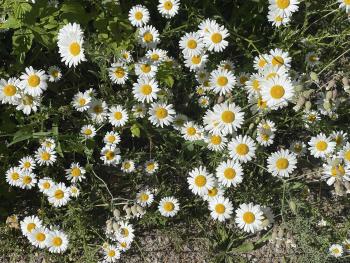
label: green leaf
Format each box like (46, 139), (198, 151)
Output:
(12, 29), (34, 63)
(8, 126), (33, 146)
(231, 242), (254, 253)
(130, 124), (141, 138)
(0, 16), (21, 29)
(164, 75), (174, 88)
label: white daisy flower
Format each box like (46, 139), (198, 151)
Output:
(47, 66), (62, 82)
(69, 185), (80, 198)
(18, 172), (37, 189)
(269, 0), (299, 17)
(65, 162), (86, 183)
(132, 103), (147, 118)
(184, 53), (208, 71)
(19, 66), (48, 97)
(261, 75), (294, 110)
(267, 149), (297, 178)
(116, 221), (135, 243)
(40, 138), (56, 150)
(38, 177), (55, 195)
(146, 48), (167, 65)
(172, 114), (188, 131)
(209, 68), (236, 95)
(329, 244), (343, 258)
(128, 5), (150, 27)
(47, 230), (69, 253)
(205, 133), (227, 152)
(72, 91), (91, 112)
(158, 196), (180, 217)
(338, 0), (350, 13)
(121, 160), (136, 173)
(20, 215), (42, 236)
(35, 147), (57, 166)
(145, 160), (159, 174)
(19, 156), (36, 172)
(211, 102), (244, 135)
(103, 131), (121, 145)
(120, 50), (133, 63)
(138, 25), (160, 49)
(0, 77), (21, 104)
(203, 23), (229, 52)
(208, 196), (233, 222)
(48, 183), (71, 207)
(237, 72), (250, 87)
(303, 110), (321, 128)
(228, 135), (257, 163)
(5, 167), (22, 187)
(260, 64), (288, 81)
(217, 60), (235, 72)
(81, 124), (96, 139)
(100, 145), (121, 166)
(109, 105), (129, 127)
(330, 130), (347, 148)
(202, 184), (225, 201)
(322, 157), (350, 186)
(343, 239), (350, 253)
(103, 244), (121, 262)
(57, 22), (86, 67)
(148, 102), (175, 128)
(157, 0), (180, 18)
(15, 93), (40, 115)
(198, 18), (220, 36)
(256, 120), (276, 147)
(136, 189), (154, 207)
(235, 203), (264, 233)
(135, 59), (158, 78)
(268, 48), (292, 68)
(133, 77), (159, 103)
(249, 95), (269, 114)
(289, 141), (307, 156)
(187, 166), (215, 196)
(198, 95), (210, 108)
(88, 100), (108, 124)
(117, 241), (131, 252)
(305, 52), (320, 67)
(267, 9), (291, 27)
(28, 227), (49, 248)
(179, 32), (204, 57)
(109, 62), (128, 85)
(245, 73), (262, 96)
(308, 133), (336, 158)
(253, 54), (269, 72)
(339, 142), (350, 164)
(216, 159), (243, 187)
(259, 206), (275, 230)
(181, 121), (203, 141)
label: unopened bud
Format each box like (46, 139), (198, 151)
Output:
(305, 101), (312, 111)
(327, 79), (336, 90)
(323, 100), (332, 111)
(342, 77), (349, 86)
(113, 209), (120, 219)
(326, 91), (333, 100)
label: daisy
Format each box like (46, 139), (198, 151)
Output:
(212, 102), (244, 135)
(116, 221), (135, 243)
(5, 167), (22, 187)
(136, 189), (154, 207)
(187, 166), (215, 196)
(338, 0), (350, 13)
(343, 239), (350, 253)
(109, 105), (129, 127)
(245, 73), (262, 96)
(128, 5), (150, 27)
(303, 110), (320, 128)
(289, 141), (307, 156)
(203, 23), (229, 52)
(146, 48), (167, 65)
(198, 95), (210, 108)
(267, 149), (297, 178)
(209, 68), (236, 95)
(208, 196), (233, 222)
(47, 230), (69, 253)
(216, 159), (243, 187)
(135, 59), (158, 78)
(228, 135), (257, 163)
(308, 133), (336, 158)
(40, 138), (56, 150)
(19, 66), (48, 97)
(259, 206), (275, 230)
(120, 50), (133, 63)
(261, 75), (294, 109)
(195, 70), (210, 84)
(47, 66), (62, 82)
(103, 244), (121, 262)
(118, 241), (131, 252)
(88, 99), (108, 124)
(20, 215), (42, 236)
(237, 72), (250, 87)
(138, 25), (160, 49)
(65, 162), (86, 183)
(19, 156), (36, 172)
(195, 85), (208, 96)
(322, 158), (350, 186)
(57, 22), (86, 67)
(339, 142), (350, 164)
(18, 172), (37, 189)
(109, 63), (128, 85)
(148, 102), (175, 127)
(253, 54), (269, 72)
(256, 120), (276, 146)
(181, 121), (203, 141)
(103, 131), (121, 145)
(48, 183), (71, 207)
(179, 32), (204, 57)
(305, 52), (320, 67)
(268, 48), (292, 68)
(28, 227), (49, 248)
(158, 0), (180, 18)
(198, 18), (220, 36)
(69, 185), (80, 198)
(329, 244), (343, 258)
(38, 177), (55, 195)
(205, 133), (227, 152)
(267, 9), (291, 27)
(249, 95), (269, 114)
(184, 53), (208, 71)
(172, 114), (188, 130)
(132, 77), (159, 103)
(0, 77), (21, 104)
(100, 145), (121, 166)
(132, 103), (147, 118)
(72, 91), (91, 112)
(158, 196), (180, 217)
(202, 184), (225, 201)
(260, 64), (288, 81)
(217, 60), (235, 72)
(15, 93), (40, 115)
(35, 147), (57, 166)
(269, 0), (300, 17)
(235, 203), (264, 233)
(330, 130), (347, 147)
(121, 160), (136, 173)
(81, 124), (96, 139)
(145, 160), (159, 174)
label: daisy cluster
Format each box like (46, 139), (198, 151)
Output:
(20, 215), (69, 253)
(267, 0), (300, 27)
(329, 239), (350, 258)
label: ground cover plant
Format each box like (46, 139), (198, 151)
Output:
(0, 0), (350, 262)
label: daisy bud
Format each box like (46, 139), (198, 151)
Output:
(102, 242), (109, 250)
(277, 227), (284, 239)
(323, 100), (332, 111)
(326, 91), (333, 100)
(332, 89), (337, 100)
(341, 76), (349, 86)
(294, 84), (303, 93)
(294, 96), (305, 111)
(326, 79), (336, 90)
(304, 101), (312, 111)
(112, 221), (120, 232)
(248, 123), (255, 131)
(289, 200), (297, 214)
(130, 205), (138, 217)
(302, 89), (313, 98)
(217, 95), (224, 103)
(113, 209), (120, 219)
(334, 180), (345, 196)
(124, 207), (132, 218)
(261, 218), (270, 228)
(310, 72), (318, 82)
(136, 205), (145, 215)
(106, 219), (113, 233)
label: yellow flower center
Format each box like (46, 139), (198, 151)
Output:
(335, 136), (343, 146)
(236, 144), (249, 155)
(27, 223), (36, 232)
(28, 75), (40, 87)
(270, 85), (285, 99)
(23, 176), (32, 185)
(114, 67), (125, 78)
(121, 227), (129, 237)
(164, 1), (173, 10)
(123, 162), (131, 169)
(240, 76), (248, 85)
(271, 55), (285, 66)
(140, 193), (149, 202)
(276, 0), (290, 9)
(163, 202), (174, 212)
(187, 39), (197, 49)
(331, 165), (345, 177)
(221, 111), (235, 123)
(93, 105), (103, 113)
(71, 167), (81, 177)
(224, 168), (236, 179)
(187, 127), (197, 136)
(344, 0), (350, 5)
(276, 158), (289, 170)
(191, 55), (201, 64)
(22, 95), (33, 105)
(11, 172), (19, 180)
(307, 114), (316, 122)
(332, 248), (340, 254)
(69, 42), (81, 56)
(41, 152), (51, 161)
(36, 232), (46, 242)
(107, 135), (116, 143)
(309, 55), (318, 62)
(114, 112), (123, 120)
(146, 163), (155, 171)
(252, 80), (260, 91)
(77, 98), (86, 106)
(316, 141), (328, 151)
(293, 144), (302, 153)
(3, 84), (17, 96)
(208, 187), (218, 197)
(194, 175), (207, 187)
(344, 150), (350, 161)
(52, 237), (62, 247)
(155, 108), (168, 119)
(275, 15), (283, 22)
(211, 33), (222, 44)
(108, 250), (116, 257)
(140, 84), (152, 95)
(143, 32), (153, 42)
(51, 70), (59, 78)
(134, 11), (143, 20)
(141, 64), (151, 73)
(54, 189), (64, 199)
(84, 129), (92, 136)
(43, 182), (51, 189)
(266, 72), (278, 80)
(23, 162), (31, 169)
(105, 150), (115, 160)
(258, 59), (267, 68)
(215, 204), (225, 214)
(210, 135), (222, 145)
(243, 212), (255, 224)
(217, 76), (228, 86)
(261, 134), (270, 141)
(257, 98), (267, 109)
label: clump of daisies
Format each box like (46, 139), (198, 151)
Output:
(267, 0), (300, 27)
(20, 215), (69, 253)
